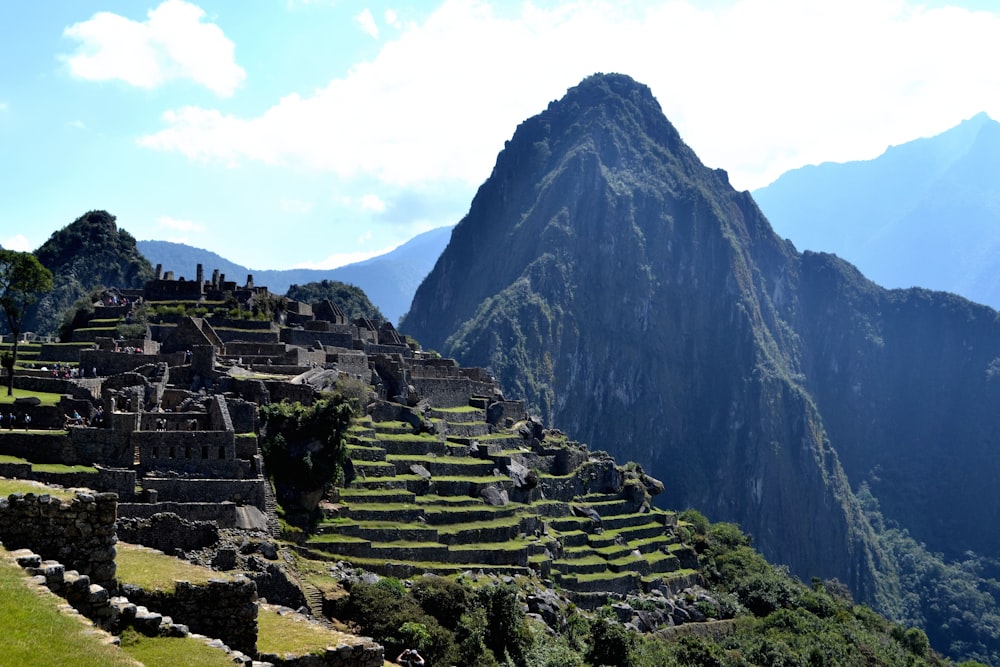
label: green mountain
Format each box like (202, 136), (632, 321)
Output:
(753, 112), (1000, 309)
(137, 224), (453, 325)
(28, 210), (154, 335)
(400, 74), (1000, 660)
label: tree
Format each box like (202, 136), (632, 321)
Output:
(0, 250), (53, 396)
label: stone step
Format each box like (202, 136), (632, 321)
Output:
(556, 570), (642, 595)
(422, 505), (519, 526)
(447, 543), (529, 567)
(320, 522), (440, 543)
(552, 558), (610, 575)
(436, 518), (524, 545)
(371, 422), (417, 435)
(445, 422), (491, 438)
(427, 407), (487, 423)
(377, 436), (450, 457)
(345, 445), (387, 462)
(349, 476), (410, 491)
(352, 461), (397, 478)
(549, 516), (594, 533)
(305, 536), (374, 558)
(338, 489), (416, 504)
(610, 522), (671, 543)
(385, 455), (495, 478)
(368, 542), (451, 562)
(429, 476), (514, 498)
(602, 512), (662, 531)
(346, 505), (425, 523)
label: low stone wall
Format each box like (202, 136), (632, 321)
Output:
(283, 327), (354, 350)
(0, 431), (74, 463)
(79, 349), (184, 377)
(411, 377), (475, 408)
(118, 500), (239, 527)
(117, 512), (219, 552)
(139, 477), (265, 509)
(122, 576), (259, 655)
(0, 490), (117, 589)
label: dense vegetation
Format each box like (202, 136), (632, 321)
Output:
(29, 210), (154, 335)
(258, 394), (353, 524)
(335, 514), (958, 667)
(285, 279), (385, 324)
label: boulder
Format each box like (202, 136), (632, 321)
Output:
(479, 485), (509, 506)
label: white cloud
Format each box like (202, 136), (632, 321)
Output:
(158, 215), (205, 232)
(62, 0), (245, 97)
(137, 0), (1000, 190)
(385, 9), (400, 27)
(2, 235), (33, 252)
(360, 194), (387, 213)
(294, 245), (399, 270)
(355, 8), (379, 38)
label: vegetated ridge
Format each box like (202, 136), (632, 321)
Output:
(401, 73), (1000, 660)
(754, 112), (1000, 309)
(12, 211), (155, 336)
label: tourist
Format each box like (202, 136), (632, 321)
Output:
(396, 649), (425, 666)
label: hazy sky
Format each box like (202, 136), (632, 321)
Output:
(3, 0), (1000, 270)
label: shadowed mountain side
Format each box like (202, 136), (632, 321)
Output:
(138, 225), (452, 324)
(754, 112), (1000, 309)
(795, 251), (1000, 561)
(401, 73), (888, 603)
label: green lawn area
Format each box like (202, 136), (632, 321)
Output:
(119, 629), (236, 667)
(257, 605), (366, 656)
(116, 543), (230, 593)
(0, 478), (75, 500)
(0, 547), (139, 667)
(0, 388), (63, 406)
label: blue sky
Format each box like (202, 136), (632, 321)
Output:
(3, 0), (1000, 270)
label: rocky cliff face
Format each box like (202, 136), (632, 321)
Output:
(402, 74), (891, 600)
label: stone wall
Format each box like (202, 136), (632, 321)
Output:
(116, 512), (219, 552)
(79, 349), (184, 377)
(118, 500), (239, 527)
(139, 477), (265, 508)
(283, 327), (354, 350)
(411, 377), (475, 408)
(122, 576), (258, 654)
(133, 430), (241, 477)
(0, 490), (117, 589)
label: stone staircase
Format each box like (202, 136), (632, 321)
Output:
(302, 409), (699, 608)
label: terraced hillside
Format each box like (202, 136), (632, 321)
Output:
(299, 404), (699, 609)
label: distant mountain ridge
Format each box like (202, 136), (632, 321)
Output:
(753, 112), (1000, 309)
(137, 225), (452, 324)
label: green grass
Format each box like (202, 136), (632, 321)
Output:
(0, 455), (97, 474)
(257, 606), (357, 656)
(116, 543), (229, 593)
(0, 388), (63, 406)
(0, 479), (75, 500)
(119, 629), (234, 667)
(31, 462), (98, 474)
(431, 405), (482, 413)
(0, 547), (139, 666)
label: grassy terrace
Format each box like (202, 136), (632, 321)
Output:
(0, 454), (97, 474)
(0, 546), (138, 667)
(257, 605), (359, 657)
(0, 388), (63, 406)
(116, 543), (230, 594)
(120, 631), (234, 667)
(0, 478), (76, 500)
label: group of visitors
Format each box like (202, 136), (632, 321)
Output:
(0, 411), (31, 430)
